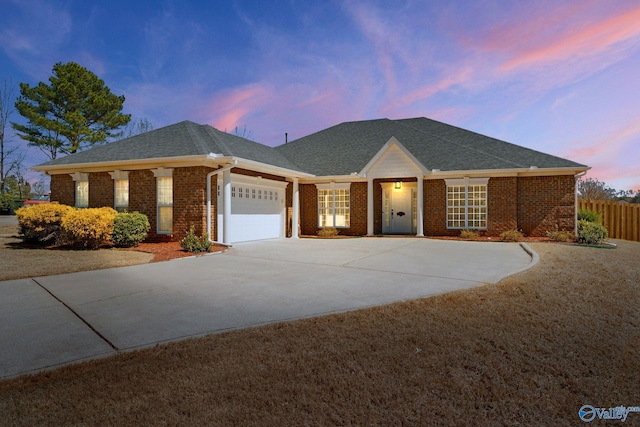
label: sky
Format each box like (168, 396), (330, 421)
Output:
(1, 0), (639, 192)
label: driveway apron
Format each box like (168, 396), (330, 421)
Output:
(0, 238), (534, 378)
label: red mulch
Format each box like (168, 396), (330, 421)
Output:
(123, 241), (228, 262)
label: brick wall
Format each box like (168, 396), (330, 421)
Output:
(517, 175), (575, 236)
(50, 174), (75, 206)
(487, 177), (517, 236)
(349, 182), (368, 236)
(88, 172), (113, 208)
(173, 166), (215, 241)
(299, 183), (318, 235)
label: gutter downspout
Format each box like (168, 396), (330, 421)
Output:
(575, 171), (588, 236)
(206, 161), (236, 245)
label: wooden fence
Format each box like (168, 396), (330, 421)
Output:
(578, 199), (640, 242)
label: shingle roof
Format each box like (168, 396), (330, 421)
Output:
(274, 117), (587, 175)
(36, 121), (304, 172)
(36, 117), (587, 176)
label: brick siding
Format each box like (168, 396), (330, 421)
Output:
(50, 168), (576, 241)
(88, 172), (114, 208)
(487, 177), (518, 236)
(50, 174), (75, 206)
(517, 175), (575, 236)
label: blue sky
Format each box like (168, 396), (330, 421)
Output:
(1, 0), (639, 191)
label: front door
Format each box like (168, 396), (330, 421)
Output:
(382, 182), (415, 234)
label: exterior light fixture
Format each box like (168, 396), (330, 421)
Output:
(394, 181), (402, 190)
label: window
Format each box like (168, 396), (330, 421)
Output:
(76, 180), (89, 208)
(154, 169), (174, 234)
(317, 184), (350, 227)
(70, 172), (89, 208)
(446, 178), (487, 229)
(114, 179), (129, 212)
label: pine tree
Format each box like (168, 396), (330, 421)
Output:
(12, 62), (130, 159)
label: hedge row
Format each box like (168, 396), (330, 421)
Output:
(15, 204), (150, 249)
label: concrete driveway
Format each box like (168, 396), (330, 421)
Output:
(0, 238), (535, 378)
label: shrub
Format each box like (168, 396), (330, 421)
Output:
(547, 227), (575, 242)
(577, 219), (608, 245)
(180, 226), (212, 253)
(500, 229), (524, 242)
(112, 212), (150, 247)
(0, 193), (15, 212)
(459, 229), (479, 240)
(15, 203), (74, 244)
(61, 207), (118, 249)
(317, 227), (338, 237)
(578, 209), (602, 224)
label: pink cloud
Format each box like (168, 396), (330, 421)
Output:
(562, 119), (640, 191)
(384, 66), (475, 114)
(489, 4), (640, 72)
(202, 84), (274, 132)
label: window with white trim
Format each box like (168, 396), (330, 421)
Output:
(446, 178), (487, 229)
(317, 183), (350, 228)
(76, 180), (89, 208)
(70, 172), (89, 208)
(114, 179), (129, 212)
(154, 169), (174, 234)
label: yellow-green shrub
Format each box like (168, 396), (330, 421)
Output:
(61, 207), (118, 249)
(500, 229), (524, 242)
(317, 227), (339, 237)
(15, 203), (74, 244)
(459, 229), (479, 240)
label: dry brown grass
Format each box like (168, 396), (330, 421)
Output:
(0, 225), (154, 281)
(1, 240), (639, 425)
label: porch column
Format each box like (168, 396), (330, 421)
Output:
(292, 178), (299, 238)
(223, 169), (232, 244)
(367, 178), (374, 236)
(416, 176), (424, 236)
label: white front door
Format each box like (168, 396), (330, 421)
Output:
(382, 182), (415, 234)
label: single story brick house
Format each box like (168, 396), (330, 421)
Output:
(33, 117), (589, 244)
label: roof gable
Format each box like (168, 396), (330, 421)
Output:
(360, 137), (427, 178)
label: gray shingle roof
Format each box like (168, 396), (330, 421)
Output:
(36, 117), (587, 176)
(274, 117), (587, 175)
(36, 121), (304, 172)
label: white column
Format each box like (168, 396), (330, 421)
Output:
(367, 178), (374, 236)
(223, 169), (232, 244)
(292, 178), (300, 238)
(416, 176), (424, 236)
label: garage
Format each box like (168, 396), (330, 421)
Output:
(218, 174), (287, 243)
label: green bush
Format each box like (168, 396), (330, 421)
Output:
(180, 226), (212, 253)
(577, 219), (608, 245)
(60, 207), (118, 249)
(578, 209), (602, 224)
(112, 212), (150, 247)
(15, 203), (74, 244)
(459, 229), (479, 240)
(500, 229), (524, 242)
(317, 227), (338, 237)
(0, 193), (15, 212)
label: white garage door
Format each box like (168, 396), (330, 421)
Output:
(218, 174), (287, 243)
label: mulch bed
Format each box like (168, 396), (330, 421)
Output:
(122, 241), (228, 262)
